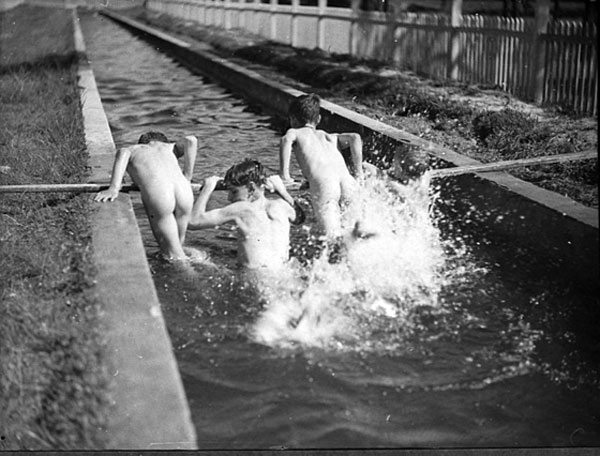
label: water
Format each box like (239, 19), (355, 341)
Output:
(81, 13), (599, 449)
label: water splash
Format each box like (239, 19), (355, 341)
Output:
(250, 172), (450, 350)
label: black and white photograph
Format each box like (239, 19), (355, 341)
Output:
(0, 0), (597, 453)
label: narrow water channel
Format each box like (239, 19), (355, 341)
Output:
(81, 12), (599, 449)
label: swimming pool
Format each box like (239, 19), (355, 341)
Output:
(81, 12), (599, 449)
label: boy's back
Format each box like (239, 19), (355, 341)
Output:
(287, 127), (352, 188)
(189, 166), (301, 271)
(281, 126), (359, 238)
(280, 93), (363, 239)
(231, 197), (294, 269)
(127, 141), (186, 188)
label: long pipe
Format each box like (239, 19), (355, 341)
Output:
(430, 150), (596, 178)
(0, 181), (303, 193)
(0, 150), (595, 193)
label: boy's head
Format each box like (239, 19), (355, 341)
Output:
(138, 131), (169, 144)
(223, 159), (267, 202)
(391, 146), (430, 184)
(288, 94), (321, 128)
(138, 131), (184, 157)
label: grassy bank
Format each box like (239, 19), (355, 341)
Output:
(127, 7), (597, 208)
(0, 5), (111, 450)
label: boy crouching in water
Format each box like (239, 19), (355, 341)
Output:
(279, 93), (363, 240)
(188, 159), (305, 270)
(94, 131), (197, 261)
(363, 144), (430, 186)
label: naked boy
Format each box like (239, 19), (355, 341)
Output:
(94, 131), (197, 261)
(279, 93), (363, 239)
(188, 158), (304, 270)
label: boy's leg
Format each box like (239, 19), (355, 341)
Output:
(311, 185), (343, 239)
(340, 176), (359, 206)
(152, 213), (187, 260)
(141, 190), (186, 260)
(313, 199), (342, 239)
(174, 183), (194, 246)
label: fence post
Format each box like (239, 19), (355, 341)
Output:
(250, 0), (258, 34)
(447, 0), (462, 80)
(291, 0), (299, 47)
(388, 0), (403, 62)
(317, 0), (326, 50)
(532, 0), (550, 102)
(350, 0), (361, 56)
(270, 0), (277, 39)
(225, 0), (232, 29)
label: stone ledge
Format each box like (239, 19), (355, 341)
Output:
(74, 10), (197, 450)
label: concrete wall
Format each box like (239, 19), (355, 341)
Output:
(0, 0), (23, 11)
(74, 9), (197, 449)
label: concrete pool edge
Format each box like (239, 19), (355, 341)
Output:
(100, 10), (597, 285)
(74, 10), (197, 450)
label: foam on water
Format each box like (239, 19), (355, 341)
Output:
(250, 172), (452, 350)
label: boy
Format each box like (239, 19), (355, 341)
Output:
(279, 93), (363, 239)
(363, 144), (430, 185)
(388, 145), (430, 184)
(94, 131), (197, 261)
(188, 158), (305, 270)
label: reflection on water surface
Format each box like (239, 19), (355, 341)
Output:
(81, 12), (599, 449)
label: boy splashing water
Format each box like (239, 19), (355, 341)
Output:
(253, 132), (442, 349)
(279, 94), (364, 240)
(188, 158), (305, 271)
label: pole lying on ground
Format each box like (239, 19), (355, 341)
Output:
(429, 150), (597, 179)
(0, 151), (595, 194)
(0, 183), (214, 194)
(0, 181), (304, 194)
(0, 183), (125, 193)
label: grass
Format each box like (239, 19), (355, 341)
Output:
(127, 7), (597, 208)
(0, 5), (111, 450)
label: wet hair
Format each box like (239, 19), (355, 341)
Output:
(288, 94), (321, 125)
(138, 131), (169, 144)
(395, 146), (430, 180)
(223, 158), (266, 188)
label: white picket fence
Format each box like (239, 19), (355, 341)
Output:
(135, 0), (597, 116)
(543, 20), (597, 115)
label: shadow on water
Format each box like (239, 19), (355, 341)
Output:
(81, 12), (600, 449)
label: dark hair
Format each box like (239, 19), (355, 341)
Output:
(395, 146), (430, 179)
(288, 94), (321, 125)
(223, 159), (266, 188)
(138, 131), (169, 144)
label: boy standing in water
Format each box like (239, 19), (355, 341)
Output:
(279, 93), (363, 239)
(363, 144), (430, 185)
(188, 158), (305, 270)
(94, 131), (197, 261)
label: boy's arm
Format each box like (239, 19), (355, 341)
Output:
(337, 132), (364, 180)
(279, 129), (296, 182)
(265, 175), (306, 225)
(94, 147), (131, 202)
(362, 162), (381, 178)
(188, 176), (239, 229)
(178, 135), (197, 181)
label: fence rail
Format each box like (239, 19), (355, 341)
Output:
(142, 0), (597, 116)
